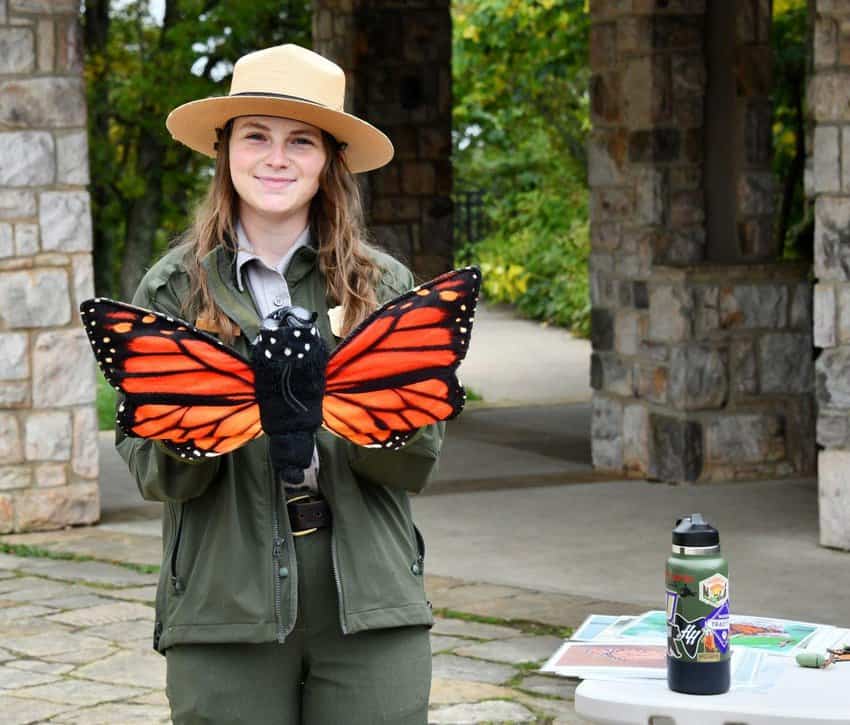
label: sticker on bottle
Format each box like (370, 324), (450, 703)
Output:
(698, 573), (728, 607)
(704, 600), (730, 655)
(666, 590), (678, 623)
(669, 612), (705, 660)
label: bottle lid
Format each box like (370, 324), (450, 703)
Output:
(672, 513), (720, 548)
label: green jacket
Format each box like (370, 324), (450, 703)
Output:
(116, 238), (444, 652)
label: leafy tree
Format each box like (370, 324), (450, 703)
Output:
(83, 0), (311, 300)
(772, 0), (811, 260)
(452, 0), (591, 334)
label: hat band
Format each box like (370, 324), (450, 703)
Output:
(230, 91), (335, 110)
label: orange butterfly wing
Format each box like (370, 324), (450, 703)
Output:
(323, 266), (481, 449)
(80, 299), (262, 459)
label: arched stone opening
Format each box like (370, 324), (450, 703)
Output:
(588, 0), (850, 548)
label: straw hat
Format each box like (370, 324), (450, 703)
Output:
(166, 44), (394, 173)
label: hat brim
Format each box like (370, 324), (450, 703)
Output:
(166, 95), (394, 173)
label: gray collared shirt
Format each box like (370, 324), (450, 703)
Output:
(235, 220), (320, 492)
(235, 221), (312, 317)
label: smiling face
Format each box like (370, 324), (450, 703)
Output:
(228, 115), (328, 225)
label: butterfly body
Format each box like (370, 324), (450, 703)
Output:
(81, 266), (481, 459)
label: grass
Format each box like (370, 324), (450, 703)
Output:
(0, 542), (160, 576)
(465, 386), (484, 402)
(432, 607), (572, 639)
(96, 366), (117, 431)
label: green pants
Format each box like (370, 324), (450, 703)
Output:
(165, 528), (432, 724)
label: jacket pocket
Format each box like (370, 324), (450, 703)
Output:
(410, 522), (426, 576)
(413, 523), (426, 562)
(169, 501), (188, 594)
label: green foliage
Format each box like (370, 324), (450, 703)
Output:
(452, 0), (591, 335)
(772, 0), (811, 260)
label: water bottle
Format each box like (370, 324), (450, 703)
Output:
(666, 513), (730, 695)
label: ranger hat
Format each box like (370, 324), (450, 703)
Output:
(166, 44), (394, 173)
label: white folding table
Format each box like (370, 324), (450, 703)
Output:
(575, 663), (850, 724)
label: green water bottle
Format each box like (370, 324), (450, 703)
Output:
(666, 513), (730, 695)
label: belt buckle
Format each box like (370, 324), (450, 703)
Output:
(286, 494), (318, 537)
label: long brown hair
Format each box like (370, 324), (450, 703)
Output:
(175, 118), (382, 344)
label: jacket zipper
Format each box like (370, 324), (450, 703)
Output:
(271, 477), (285, 642)
(330, 527), (348, 635)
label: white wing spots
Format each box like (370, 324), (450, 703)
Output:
(105, 357), (113, 363)
(264, 349), (272, 359)
(109, 348), (116, 354)
(455, 318), (461, 323)
(89, 320), (96, 326)
(270, 337), (276, 345)
(284, 348), (292, 356)
(88, 307), (95, 313)
(460, 304), (467, 311)
(193, 450), (201, 457)
(311, 327), (318, 336)
(166, 316), (174, 322)
(304, 343), (310, 351)
(297, 353), (304, 359)
(217, 340), (224, 346)
(102, 337), (110, 343)
(119, 403), (125, 412)
(293, 330), (301, 338)
(205, 452), (216, 457)
(460, 327), (467, 333)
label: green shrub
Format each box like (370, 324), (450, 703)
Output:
(96, 366), (117, 431)
(452, 0), (591, 336)
(458, 181), (590, 337)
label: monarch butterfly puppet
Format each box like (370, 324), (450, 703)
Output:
(80, 267), (481, 481)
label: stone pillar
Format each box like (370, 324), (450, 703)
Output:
(0, 1), (99, 531)
(810, 1), (850, 549)
(589, 0), (814, 483)
(313, 0), (453, 280)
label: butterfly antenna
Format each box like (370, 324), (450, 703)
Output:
(281, 365), (308, 413)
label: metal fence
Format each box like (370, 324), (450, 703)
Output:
(452, 188), (490, 247)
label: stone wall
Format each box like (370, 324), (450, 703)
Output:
(313, 0), (453, 281)
(810, 0), (850, 549)
(589, 0), (815, 483)
(0, 1), (99, 531)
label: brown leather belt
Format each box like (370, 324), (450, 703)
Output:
(287, 494), (331, 536)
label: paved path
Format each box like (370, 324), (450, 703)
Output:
(460, 304), (592, 406)
(0, 531), (603, 724)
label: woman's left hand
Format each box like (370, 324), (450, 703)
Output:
(251, 308), (328, 482)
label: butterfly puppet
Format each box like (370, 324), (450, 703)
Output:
(80, 267), (481, 461)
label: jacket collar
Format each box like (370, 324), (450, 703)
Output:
(200, 235), (320, 343)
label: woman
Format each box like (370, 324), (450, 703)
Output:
(116, 44), (443, 724)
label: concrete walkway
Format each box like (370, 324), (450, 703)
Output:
(0, 539), (601, 724)
(460, 303), (592, 406)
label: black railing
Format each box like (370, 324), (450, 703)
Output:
(453, 188), (489, 247)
